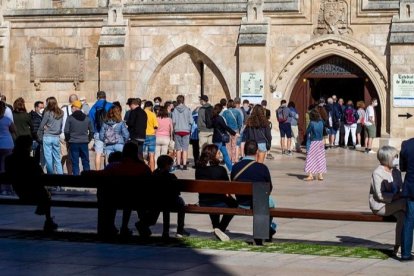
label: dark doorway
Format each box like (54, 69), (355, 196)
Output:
(309, 78), (365, 104)
(289, 56), (381, 143)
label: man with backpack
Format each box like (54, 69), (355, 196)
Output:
(343, 100), (359, 149)
(89, 91), (113, 170)
(276, 99), (292, 156)
(197, 95), (214, 150)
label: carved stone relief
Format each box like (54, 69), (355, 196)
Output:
(314, 0), (352, 35)
(30, 48), (85, 87)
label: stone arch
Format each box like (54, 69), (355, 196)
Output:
(136, 34), (232, 102)
(270, 35), (388, 134)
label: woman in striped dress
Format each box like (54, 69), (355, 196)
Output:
(304, 109), (326, 181)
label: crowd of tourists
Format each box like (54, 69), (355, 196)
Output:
(2, 91), (414, 261)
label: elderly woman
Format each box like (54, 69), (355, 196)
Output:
(369, 145), (406, 255)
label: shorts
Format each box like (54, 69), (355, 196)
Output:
(356, 123), (363, 134)
(174, 133), (190, 151)
(326, 127), (337, 135)
(279, 123), (292, 138)
(144, 135), (156, 153)
(93, 132), (104, 154)
(365, 124), (376, 138)
(257, 142), (267, 152)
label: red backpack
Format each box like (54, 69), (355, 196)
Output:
(345, 108), (356, 125)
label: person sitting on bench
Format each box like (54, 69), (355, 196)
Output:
(369, 145), (405, 256)
(5, 135), (58, 232)
(195, 144), (238, 241)
(153, 155), (189, 238)
(231, 140), (277, 244)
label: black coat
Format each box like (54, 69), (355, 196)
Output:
(126, 107), (147, 141)
(212, 115), (236, 143)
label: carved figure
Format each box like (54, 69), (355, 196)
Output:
(314, 0), (352, 35)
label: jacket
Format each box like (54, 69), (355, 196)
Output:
(89, 99), (113, 133)
(99, 120), (129, 144)
(30, 110), (42, 141)
(197, 103), (213, 133)
(212, 115), (236, 144)
(172, 104), (193, 132)
(305, 120), (324, 142)
(401, 138), (414, 199)
(126, 107), (147, 141)
(64, 110), (94, 143)
(243, 125), (272, 145)
(222, 108), (242, 131)
(369, 166), (403, 212)
(38, 110), (63, 138)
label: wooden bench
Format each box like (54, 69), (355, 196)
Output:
(0, 174), (394, 240)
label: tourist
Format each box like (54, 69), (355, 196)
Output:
(364, 98), (378, 154)
(304, 109), (326, 181)
(369, 145), (405, 256)
(172, 95), (193, 170)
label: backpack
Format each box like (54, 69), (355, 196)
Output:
(204, 106), (213, 129)
(103, 123), (120, 145)
(345, 108), (357, 125)
(276, 107), (288, 123)
(95, 101), (107, 131)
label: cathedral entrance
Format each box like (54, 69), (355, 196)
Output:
(289, 56), (381, 143)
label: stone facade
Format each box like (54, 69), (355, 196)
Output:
(0, 0), (413, 144)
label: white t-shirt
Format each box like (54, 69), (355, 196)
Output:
(364, 105), (375, 126)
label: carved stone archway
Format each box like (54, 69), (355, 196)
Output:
(135, 32), (233, 101)
(270, 35), (389, 134)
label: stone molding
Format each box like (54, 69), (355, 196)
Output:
(390, 1), (414, 44)
(30, 48), (85, 83)
(361, 0), (399, 11)
(270, 35), (388, 132)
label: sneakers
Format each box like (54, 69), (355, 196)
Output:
(355, 144), (361, 148)
(176, 229), (190, 238)
(266, 153), (274, 160)
(182, 165), (188, 170)
(213, 228), (230, 241)
(43, 219), (58, 232)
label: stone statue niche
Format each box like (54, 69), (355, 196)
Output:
(247, 0), (264, 23)
(400, 1), (413, 21)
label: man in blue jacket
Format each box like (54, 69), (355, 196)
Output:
(400, 138), (414, 261)
(89, 91), (113, 170)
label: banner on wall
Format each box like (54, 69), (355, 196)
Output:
(240, 72), (264, 104)
(393, 74), (414, 107)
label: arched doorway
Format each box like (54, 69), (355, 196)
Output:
(290, 55), (381, 143)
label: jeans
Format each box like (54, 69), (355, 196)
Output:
(402, 199), (414, 258)
(104, 143), (124, 159)
(215, 143), (232, 171)
(69, 143), (90, 176)
(43, 136), (63, 175)
(200, 196), (238, 232)
(240, 196), (277, 232)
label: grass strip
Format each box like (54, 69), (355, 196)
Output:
(151, 237), (389, 259)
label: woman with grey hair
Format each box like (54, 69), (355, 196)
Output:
(369, 145), (406, 255)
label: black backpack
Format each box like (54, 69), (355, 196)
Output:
(204, 105), (214, 129)
(95, 101), (108, 132)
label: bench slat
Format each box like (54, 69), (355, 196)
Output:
(180, 180), (252, 195)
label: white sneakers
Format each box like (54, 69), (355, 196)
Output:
(213, 228), (230, 241)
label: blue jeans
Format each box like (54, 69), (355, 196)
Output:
(43, 136), (63, 175)
(215, 143), (232, 171)
(69, 143), (90, 176)
(240, 196), (277, 231)
(402, 199), (414, 258)
(104, 143), (124, 158)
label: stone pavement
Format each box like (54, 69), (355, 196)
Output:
(1, 147), (414, 275)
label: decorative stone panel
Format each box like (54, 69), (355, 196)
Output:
(30, 48), (85, 82)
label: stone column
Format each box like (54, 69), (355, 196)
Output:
(237, 0), (269, 104)
(98, 3), (128, 104)
(389, 0), (414, 142)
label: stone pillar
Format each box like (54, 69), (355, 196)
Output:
(98, 2), (128, 104)
(389, 0), (414, 143)
(237, 0), (269, 104)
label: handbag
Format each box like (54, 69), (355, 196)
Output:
(221, 132), (230, 143)
(168, 138), (175, 151)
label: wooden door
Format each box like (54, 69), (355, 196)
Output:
(290, 78), (311, 143)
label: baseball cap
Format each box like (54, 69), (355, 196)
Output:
(72, 100), (82, 109)
(199, 95), (209, 101)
